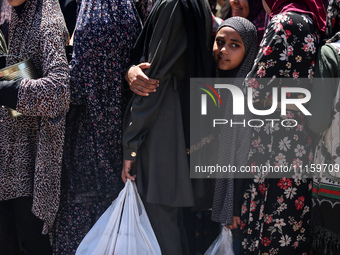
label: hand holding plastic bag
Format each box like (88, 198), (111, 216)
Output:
(204, 227), (234, 255)
(76, 179), (161, 255)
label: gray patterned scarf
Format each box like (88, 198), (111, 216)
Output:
(212, 17), (257, 226)
(216, 16), (258, 81)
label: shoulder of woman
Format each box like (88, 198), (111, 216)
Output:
(318, 43), (340, 76)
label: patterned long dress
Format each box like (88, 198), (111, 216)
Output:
(240, 12), (319, 254)
(0, 0), (69, 235)
(52, 0), (141, 253)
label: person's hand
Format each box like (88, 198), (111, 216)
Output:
(226, 216), (241, 230)
(121, 159), (136, 183)
(327, 31), (340, 43)
(125, 63), (159, 96)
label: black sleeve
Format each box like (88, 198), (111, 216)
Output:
(122, 0), (187, 160)
(0, 79), (22, 109)
(233, 178), (245, 217)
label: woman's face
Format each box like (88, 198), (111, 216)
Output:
(213, 26), (246, 71)
(230, 0), (250, 18)
(7, 0), (26, 7)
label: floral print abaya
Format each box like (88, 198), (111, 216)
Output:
(240, 12), (318, 254)
(52, 0), (141, 253)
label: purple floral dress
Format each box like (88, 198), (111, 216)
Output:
(240, 12), (319, 254)
(52, 0), (141, 253)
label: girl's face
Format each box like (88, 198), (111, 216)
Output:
(7, 0), (26, 7)
(230, 0), (250, 18)
(213, 26), (246, 71)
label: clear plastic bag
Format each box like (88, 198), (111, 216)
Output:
(204, 227), (235, 255)
(76, 179), (161, 255)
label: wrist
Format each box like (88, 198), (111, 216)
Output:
(125, 64), (136, 84)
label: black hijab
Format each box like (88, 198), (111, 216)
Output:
(127, 0), (213, 150)
(181, 0), (213, 78)
(129, 0), (212, 78)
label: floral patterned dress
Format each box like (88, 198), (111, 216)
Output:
(240, 12), (319, 254)
(52, 0), (141, 253)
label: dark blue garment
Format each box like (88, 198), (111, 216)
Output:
(53, 0), (141, 253)
(64, 0), (141, 198)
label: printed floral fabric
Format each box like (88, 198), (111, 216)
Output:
(52, 0), (141, 253)
(65, 0), (141, 200)
(240, 12), (319, 254)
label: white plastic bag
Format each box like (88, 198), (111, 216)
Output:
(76, 179), (161, 255)
(204, 227), (235, 255)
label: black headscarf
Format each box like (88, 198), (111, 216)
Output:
(180, 0), (213, 149)
(180, 0), (213, 78)
(130, 0), (212, 78)
(126, 0), (213, 150)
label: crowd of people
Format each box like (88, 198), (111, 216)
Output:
(0, 0), (339, 254)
